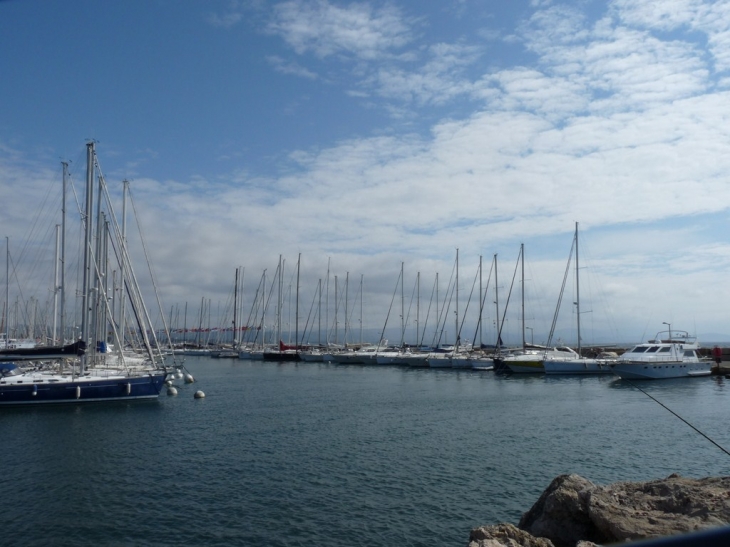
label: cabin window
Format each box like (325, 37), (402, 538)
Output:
(630, 346), (648, 353)
(646, 346), (660, 353)
(684, 350), (696, 358)
(658, 347), (671, 353)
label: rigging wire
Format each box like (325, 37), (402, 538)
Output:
(625, 378), (730, 459)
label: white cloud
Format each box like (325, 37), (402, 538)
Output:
(267, 0), (414, 60)
(612, 0), (730, 72)
(7, 0), (730, 341)
(267, 55), (319, 79)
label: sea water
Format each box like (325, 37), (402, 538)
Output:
(3, 358), (730, 547)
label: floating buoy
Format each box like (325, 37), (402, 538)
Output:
(193, 390), (205, 399)
(184, 373), (195, 384)
(167, 386), (178, 396)
(176, 370), (183, 379)
(165, 379), (173, 386)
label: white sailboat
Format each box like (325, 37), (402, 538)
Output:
(0, 143), (169, 405)
(543, 223), (615, 375)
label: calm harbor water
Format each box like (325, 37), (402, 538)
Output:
(4, 357), (730, 547)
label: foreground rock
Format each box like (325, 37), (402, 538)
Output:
(469, 473), (730, 547)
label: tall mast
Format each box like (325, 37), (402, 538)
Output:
(575, 222), (581, 354)
(359, 274), (363, 345)
(344, 272), (349, 345)
(435, 272), (439, 346)
(416, 271), (420, 346)
(261, 270), (266, 346)
(233, 267), (239, 347)
(478, 255), (483, 348)
(521, 243), (525, 349)
(277, 255), (283, 345)
(494, 254), (499, 349)
(119, 180), (128, 349)
(317, 278), (322, 346)
(59, 161), (68, 344)
(400, 262), (404, 347)
(325, 258), (330, 347)
(80, 142), (95, 373)
(4, 237), (9, 348)
(455, 248), (459, 349)
(333, 275), (338, 345)
(295, 254), (300, 351)
(52, 224), (60, 344)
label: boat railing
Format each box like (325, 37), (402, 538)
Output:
(650, 330), (695, 344)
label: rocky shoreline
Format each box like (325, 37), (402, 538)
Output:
(469, 474), (730, 547)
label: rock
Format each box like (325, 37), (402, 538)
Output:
(475, 473), (730, 547)
(518, 474), (607, 547)
(584, 474), (730, 542)
(469, 523), (554, 547)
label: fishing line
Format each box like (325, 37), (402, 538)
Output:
(625, 379), (730, 458)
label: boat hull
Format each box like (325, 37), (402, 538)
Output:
(262, 351), (300, 362)
(543, 358), (614, 375)
(610, 361), (712, 380)
(0, 371), (167, 406)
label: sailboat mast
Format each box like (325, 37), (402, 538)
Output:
(478, 255), (483, 348)
(416, 271), (420, 346)
(494, 254), (499, 349)
(4, 237), (9, 349)
(455, 248), (459, 349)
(359, 274), (363, 345)
(400, 262), (404, 347)
(296, 254), (300, 351)
(344, 272), (349, 345)
(60, 161), (68, 344)
(575, 222), (581, 354)
(233, 267), (239, 347)
(52, 224), (60, 344)
(278, 255), (283, 345)
(521, 243), (525, 350)
(119, 180), (128, 349)
(80, 142), (95, 373)
(317, 278), (322, 346)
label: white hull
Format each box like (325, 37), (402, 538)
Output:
(612, 329), (709, 380)
(611, 361), (712, 380)
(299, 352), (325, 362)
(543, 358), (614, 375)
(398, 355), (430, 367)
(450, 356), (472, 368)
(471, 357), (495, 371)
(427, 355), (452, 368)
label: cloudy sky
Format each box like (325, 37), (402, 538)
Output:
(2, 0), (730, 347)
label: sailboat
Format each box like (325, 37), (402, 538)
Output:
(495, 244), (547, 373)
(262, 255), (300, 361)
(0, 143), (168, 405)
(543, 223), (616, 375)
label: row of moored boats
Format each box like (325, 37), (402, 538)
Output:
(230, 328), (716, 380)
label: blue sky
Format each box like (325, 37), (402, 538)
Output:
(3, 0), (730, 346)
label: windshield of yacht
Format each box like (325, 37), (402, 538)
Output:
(0, 362), (21, 377)
(628, 346), (649, 353)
